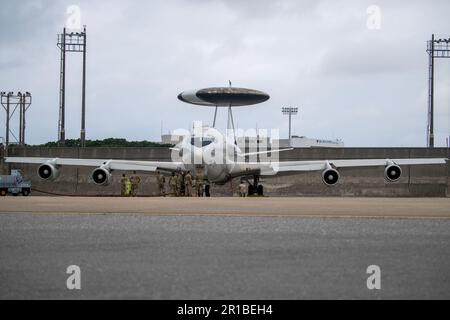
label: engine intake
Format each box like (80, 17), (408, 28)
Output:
(385, 164), (402, 182)
(92, 168), (112, 186)
(322, 168), (340, 186)
(38, 163), (60, 181)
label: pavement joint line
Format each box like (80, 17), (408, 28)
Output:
(1, 211), (450, 220)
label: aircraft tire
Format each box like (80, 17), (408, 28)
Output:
(257, 185), (264, 196)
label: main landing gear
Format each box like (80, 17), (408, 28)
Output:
(247, 175), (264, 196)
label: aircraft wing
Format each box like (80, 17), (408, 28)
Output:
(5, 157), (184, 173)
(270, 158), (448, 174)
(234, 157), (447, 176)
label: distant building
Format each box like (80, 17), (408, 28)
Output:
(275, 136), (344, 148)
(161, 134), (183, 145)
(236, 136), (271, 151)
(162, 132), (344, 149)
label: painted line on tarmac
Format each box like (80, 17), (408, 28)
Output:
(1, 211), (450, 220)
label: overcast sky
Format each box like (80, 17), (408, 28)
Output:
(1, 0), (450, 146)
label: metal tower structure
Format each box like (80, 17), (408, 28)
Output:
(282, 107), (298, 145)
(1, 91), (32, 152)
(57, 26), (87, 147)
(426, 34), (450, 148)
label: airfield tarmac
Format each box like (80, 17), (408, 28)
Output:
(1, 197), (449, 299)
(1, 196), (450, 218)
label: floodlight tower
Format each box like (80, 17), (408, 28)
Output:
(18, 92), (32, 145)
(426, 34), (450, 148)
(57, 26), (87, 147)
(1, 91), (32, 150)
(282, 107), (298, 145)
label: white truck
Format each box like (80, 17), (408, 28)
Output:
(0, 170), (32, 196)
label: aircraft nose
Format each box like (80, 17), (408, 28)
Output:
(177, 92), (186, 102)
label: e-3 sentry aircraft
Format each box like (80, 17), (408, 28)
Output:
(5, 86), (447, 196)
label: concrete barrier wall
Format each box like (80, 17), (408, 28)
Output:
(1, 146), (449, 197)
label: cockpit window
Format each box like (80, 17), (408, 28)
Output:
(191, 137), (213, 147)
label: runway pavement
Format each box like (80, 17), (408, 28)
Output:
(0, 197), (449, 299)
(1, 196), (450, 218)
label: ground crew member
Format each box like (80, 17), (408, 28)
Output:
(196, 169), (204, 197)
(156, 171), (166, 196)
(184, 171), (193, 197)
(169, 172), (177, 196)
(130, 171), (141, 197)
(238, 180), (247, 197)
(175, 171), (182, 196)
(180, 171), (186, 196)
(120, 174), (131, 197)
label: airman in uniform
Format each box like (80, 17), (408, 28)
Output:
(184, 171), (193, 197)
(130, 171), (141, 197)
(238, 180), (247, 197)
(156, 171), (166, 196)
(120, 174), (131, 197)
(175, 171), (182, 196)
(169, 172), (177, 196)
(196, 169), (204, 197)
(180, 171), (186, 196)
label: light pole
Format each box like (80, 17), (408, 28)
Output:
(426, 35), (450, 148)
(57, 26), (87, 147)
(1, 91), (32, 148)
(1, 92), (14, 152)
(0, 136), (4, 175)
(282, 107), (299, 146)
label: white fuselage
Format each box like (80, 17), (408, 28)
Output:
(175, 132), (245, 184)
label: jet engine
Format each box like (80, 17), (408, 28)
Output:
(38, 162), (60, 181)
(322, 168), (340, 186)
(92, 167), (112, 186)
(384, 163), (402, 182)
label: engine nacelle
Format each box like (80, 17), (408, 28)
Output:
(322, 168), (340, 186)
(38, 163), (60, 181)
(92, 167), (112, 186)
(384, 164), (402, 182)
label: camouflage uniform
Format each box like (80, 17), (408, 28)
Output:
(175, 172), (182, 196)
(239, 182), (247, 197)
(120, 176), (131, 197)
(157, 172), (166, 196)
(196, 170), (204, 197)
(169, 173), (177, 196)
(130, 174), (141, 197)
(184, 172), (193, 197)
(180, 172), (186, 196)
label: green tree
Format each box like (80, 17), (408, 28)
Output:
(35, 138), (173, 148)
